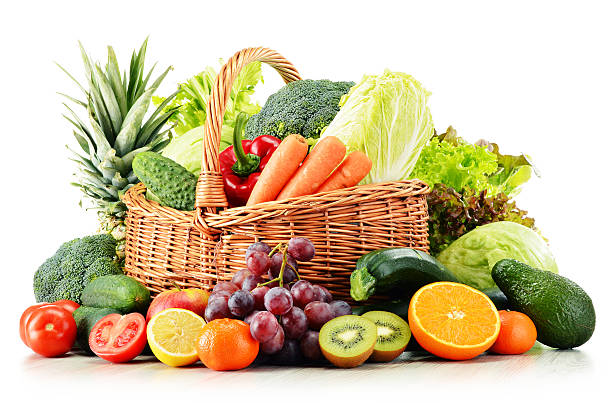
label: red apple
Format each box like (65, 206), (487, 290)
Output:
(146, 287), (210, 322)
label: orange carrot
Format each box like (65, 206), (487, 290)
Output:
(276, 136), (346, 200)
(317, 151), (372, 193)
(246, 134), (309, 206)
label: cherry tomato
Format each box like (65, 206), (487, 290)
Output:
(52, 299), (80, 314)
(89, 313), (147, 363)
(19, 303), (48, 346)
(25, 305), (77, 357)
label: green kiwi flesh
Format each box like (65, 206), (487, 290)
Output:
(361, 311), (411, 362)
(319, 315), (377, 368)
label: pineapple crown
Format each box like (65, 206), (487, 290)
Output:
(58, 38), (178, 214)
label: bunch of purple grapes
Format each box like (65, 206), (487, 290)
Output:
(204, 237), (353, 365)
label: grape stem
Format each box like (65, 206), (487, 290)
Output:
(268, 242), (283, 257)
(256, 242), (300, 288)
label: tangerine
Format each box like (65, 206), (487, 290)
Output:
(196, 318), (259, 371)
(490, 310), (537, 354)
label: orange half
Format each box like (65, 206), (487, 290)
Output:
(408, 282), (500, 360)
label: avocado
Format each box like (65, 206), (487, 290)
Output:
(492, 259), (595, 349)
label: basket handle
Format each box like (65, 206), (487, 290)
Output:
(195, 47), (302, 214)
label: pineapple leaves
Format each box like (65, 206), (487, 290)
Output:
(115, 65), (173, 156)
(106, 46), (128, 116)
(59, 38), (176, 215)
(114, 87), (155, 156)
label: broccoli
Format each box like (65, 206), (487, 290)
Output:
(244, 79), (354, 141)
(33, 234), (123, 304)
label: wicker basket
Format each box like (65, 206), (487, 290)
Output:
(123, 47), (430, 300)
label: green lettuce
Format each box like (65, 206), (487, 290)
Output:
(319, 70), (434, 184)
(412, 127), (536, 197)
(437, 221), (558, 290)
(155, 61), (263, 173)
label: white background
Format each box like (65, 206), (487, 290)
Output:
(2, 0), (610, 401)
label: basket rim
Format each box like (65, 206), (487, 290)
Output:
(124, 179), (430, 223)
(122, 183), (196, 221)
(204, 179), (430, 228)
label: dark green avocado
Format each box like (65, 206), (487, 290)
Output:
(492, 259), (595, 349)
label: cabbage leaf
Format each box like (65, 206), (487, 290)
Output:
(319, 70), (434, 184)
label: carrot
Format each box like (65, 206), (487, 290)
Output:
(246, 134), (309, 206)
(276, 136), (346, 200)
(317, 151), (372, 193)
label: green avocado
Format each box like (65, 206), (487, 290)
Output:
(492, 259), (595, 349)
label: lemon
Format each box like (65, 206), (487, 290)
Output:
(147, 308), (206, 367)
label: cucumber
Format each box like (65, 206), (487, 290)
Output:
(350, 248), (459, 301)
(73, 306), (121, 354)
(132, 151), (197, 211)
(81, 274), (151, 315)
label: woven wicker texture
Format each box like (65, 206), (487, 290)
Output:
(123, 46), (430, 300)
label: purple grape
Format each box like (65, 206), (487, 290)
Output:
(260, 326), (285, 355)
(244, 310), (261, 325)
(304, 301), (334, 330)
(329, 300), (352, 317)
(242, 274), (263, 291)
(312, 285), (332, 303)
(231, 269), (251, 288)
(264, 287), (293, 315)
(228, 290), (255, 317)
(209, 290), (232, 302)
(250, 311), (280, 343)
(204, 297), (231, 322)
(246, 251), (271, 276)
(269, 253), (299, 278)
(251, 286), (269, 310)
(213, 281), (239, 294)
(272, 339), (303, 366)
(287, 237), (315, 261)
(291, 280), (315, 308)
(281, 306), (308, 339)
(246, 242), (272, 260)
(300, 330), (322, 361)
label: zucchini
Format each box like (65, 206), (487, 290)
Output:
(482, 287), (510, 310)
(81, 274), (151, 315)
(350, 248), (459, 301)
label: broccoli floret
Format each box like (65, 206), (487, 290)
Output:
(75, 234), (117, 266)
(244, 79), (354, 141)
(83, 257), (123, 285)
(32, 234), (119, 304)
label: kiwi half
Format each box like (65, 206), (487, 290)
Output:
(319, 315), (377, 368)
(361, 311), (411, 362)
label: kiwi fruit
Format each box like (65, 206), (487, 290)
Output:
(319, 315), (377, 368)
(361, 311), (411, 362)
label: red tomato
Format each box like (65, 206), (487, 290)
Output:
(89, 313), (147, 363)
(52, 299), (80, 314)
(19, 303), (48, 346)
(25, 305), (76, 357)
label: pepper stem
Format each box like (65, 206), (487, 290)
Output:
(232, 112), (261, 177)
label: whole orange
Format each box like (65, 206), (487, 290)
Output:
(196, 318), (259, 371)
(490, 310), (537, 355)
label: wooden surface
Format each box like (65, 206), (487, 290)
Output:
(14, 345), (605, 402)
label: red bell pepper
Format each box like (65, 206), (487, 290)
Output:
(219, 113), (281, 207)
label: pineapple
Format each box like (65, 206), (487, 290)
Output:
(59, 39), (177, 257)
